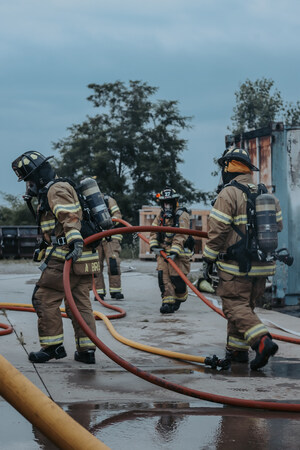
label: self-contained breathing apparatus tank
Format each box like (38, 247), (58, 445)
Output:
(255, 193), (278, 255)
(79, 178), (113, 230)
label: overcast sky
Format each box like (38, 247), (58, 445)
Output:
(1, 0), (300, 208)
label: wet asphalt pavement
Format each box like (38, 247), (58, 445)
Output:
(0, 259), (299, 449)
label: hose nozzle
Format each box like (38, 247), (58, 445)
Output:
(204, 355), (231, 370)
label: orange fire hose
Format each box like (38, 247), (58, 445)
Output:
(1, 225), (299, 413)
(64, 226), (300, 412)
(113, 219), (300, 345)
(0, 322), (13, 336)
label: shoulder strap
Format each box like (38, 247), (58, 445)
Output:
(37, 177), (82, 224)
(103, 195), (109, 209)
(227, 180), (252, 239)
(229, 179), (251, 196)
(174, 207), (188, 227)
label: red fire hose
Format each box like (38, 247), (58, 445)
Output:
(0, 323), (13, 336)
(114, 220), (300, 345)
(64, 225), (300, 412)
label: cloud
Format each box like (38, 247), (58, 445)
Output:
(2, 0), (300, 201)
(1, 0), (300, 59)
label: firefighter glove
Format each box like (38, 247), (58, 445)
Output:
(202, 260), (213, 280)
(151, 246), (163, 255)
(167, 252), (177, 261)
(66, 240), (84, 262)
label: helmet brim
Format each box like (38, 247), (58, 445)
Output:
(218, 156), (259, 171)
(16, 155), (54, 181)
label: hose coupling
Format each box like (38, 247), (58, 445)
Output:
(204, 355), (231, 370)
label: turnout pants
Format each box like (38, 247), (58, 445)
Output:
(95, 239), (122, 297)
(32, 259), (96, 351)
(217, 270), (269, 351)
(156, 255), (190, 306)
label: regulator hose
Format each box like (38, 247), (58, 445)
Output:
(64, 226), (300, 412)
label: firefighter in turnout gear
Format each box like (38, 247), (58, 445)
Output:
(95, 195), (124, 300)
(203, 147), (283, 370)
(149, 188), (193, 314)
(12, 151), (99, 364)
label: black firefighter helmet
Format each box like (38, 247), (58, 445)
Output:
(218, 147), (259, 171)
(156, 188), (179, 203)
(156, 188), (179, 217)
(12, 151), (54, 182)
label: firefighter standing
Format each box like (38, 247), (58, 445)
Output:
(149, 188), (193, 314)
(202, 147), (283, 370)
(95, 195), (124, 300)
(12, 151), (99, 364)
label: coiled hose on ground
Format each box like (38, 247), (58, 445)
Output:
(64, 225), (300, 412)
(1, 224), (299, 412)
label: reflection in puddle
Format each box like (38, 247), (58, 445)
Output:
(1, 400), (300, 449)
(82, 402), (300, 450)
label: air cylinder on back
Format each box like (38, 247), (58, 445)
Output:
(255, 193), (278, 254)
(79, 177), (113, 230)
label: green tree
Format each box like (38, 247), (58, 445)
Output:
(230, 78), (283, 135)
(53, 80), (208, 223)
(283, 101), (300, 126)
(230, 77), (300, 135)
(0, 192), (36, 225)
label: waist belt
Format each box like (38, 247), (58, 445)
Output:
(39, 236), (67, 271)
(51, 236), (67, 246)
(218, 252), (228, 261)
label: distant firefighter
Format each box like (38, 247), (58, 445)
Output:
(149, 188), (194, 314)
(94, 194), (124, 301)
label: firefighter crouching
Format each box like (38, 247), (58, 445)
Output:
(12, 151), (99, 364)
(149, 188), (193, 314)
(95, 195), (124, 301)
(202, 147), (283, 370)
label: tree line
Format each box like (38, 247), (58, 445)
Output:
(1, 77), (299, 225)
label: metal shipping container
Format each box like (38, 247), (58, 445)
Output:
(0, 225), (40, 259)
(226, 122), (300, 306)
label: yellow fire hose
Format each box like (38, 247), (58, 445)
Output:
(93, 309), (206, 364)
(0, 354), (109, 450)
(0, 302), (207, 364)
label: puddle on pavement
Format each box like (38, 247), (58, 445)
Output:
(1, 400), (300, 450)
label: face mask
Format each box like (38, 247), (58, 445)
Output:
(163, 202), (173, 218)
(24, 181), (38, 199)
(221, 168), (241, 185)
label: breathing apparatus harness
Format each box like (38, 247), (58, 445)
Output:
(157, 207), (194, 252)
(219, 180), (293, 273)
(31, 177), (112, 269)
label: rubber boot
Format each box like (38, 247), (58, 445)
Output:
(250, 335), (278, 370)
(29, 344), (67, 363)
(173, 300), (181, 311)
(94, 294), (105, 301)
(225, 348), (249, 363)
(74, 349), (96, 364)
(160, 303), (175, 314)
(111, 292), (124, 300)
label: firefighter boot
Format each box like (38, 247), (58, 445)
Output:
(111, 292), (124, 300)
(29, 344), (67, 363)
(74, 349), (96, 364)
(160, 303), (175, 314)
(250, 335), (278, 370)
(94, 294), (105, 301)
(225, 348), (249, 363)
(173, 300), (182, 311)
